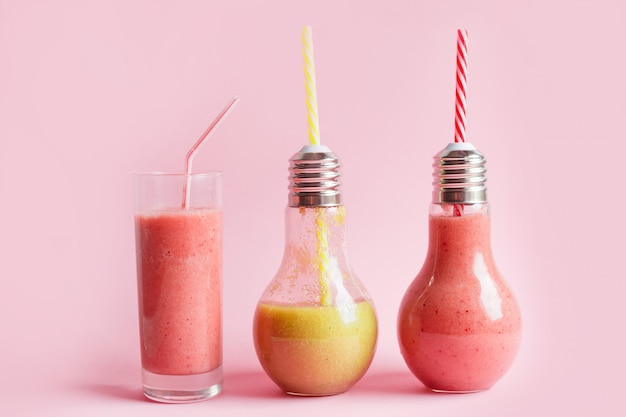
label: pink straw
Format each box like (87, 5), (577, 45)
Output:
(454, 29), (468, 143)
(182, 96), (240, 208)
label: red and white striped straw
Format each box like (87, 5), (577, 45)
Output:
(454, 29), (468, 143)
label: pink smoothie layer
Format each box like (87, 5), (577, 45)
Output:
(398, 211), (521, 392)
(135, 208), (222, 375)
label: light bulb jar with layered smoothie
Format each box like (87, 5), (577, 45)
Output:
(253, 145), (378, 396)
(398, 142), (522, 392)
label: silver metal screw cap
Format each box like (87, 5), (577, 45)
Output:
(288, 145), (342, 207)
(432, 142), (487, 204)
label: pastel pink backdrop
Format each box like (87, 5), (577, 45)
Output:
(1, 0), (624, 416)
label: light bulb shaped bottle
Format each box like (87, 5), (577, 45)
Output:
(253, 144), (377, 396)
(398, 142), (521, 392)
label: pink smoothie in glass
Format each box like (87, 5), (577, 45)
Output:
(398, 210), (521, 392)
(135, 207), (222, 376)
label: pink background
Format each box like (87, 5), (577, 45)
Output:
(1, 0), (625, 415)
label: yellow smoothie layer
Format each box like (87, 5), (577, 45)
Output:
(254, 301), (377, 395)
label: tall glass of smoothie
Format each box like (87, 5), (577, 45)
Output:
(134, 172), (222, 402)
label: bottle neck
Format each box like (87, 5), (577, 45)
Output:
(284, 205), (348, 256)
(426, 203), (493, 262)
(276, 205), (355, 306)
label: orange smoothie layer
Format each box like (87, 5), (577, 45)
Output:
(254, 301), (377, 395)
(135, 208), (222, 376)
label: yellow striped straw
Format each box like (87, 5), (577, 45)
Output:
(302, 25), (320, 146)
(302, 26), (329, 305)
(315, 209), (332, 305)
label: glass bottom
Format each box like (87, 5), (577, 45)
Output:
(286, 390), (343, 397)
(142, 366), (222, 403)
(431, 387), (485, 394)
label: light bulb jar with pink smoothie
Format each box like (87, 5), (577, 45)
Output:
(134, 172), (223, 403)
(397, 142), (522, 392)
